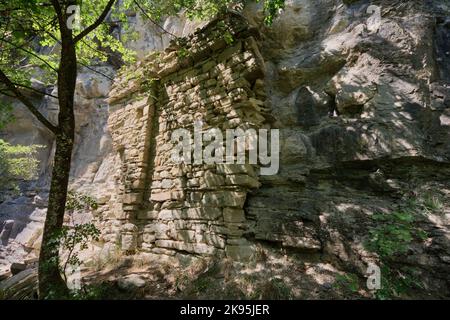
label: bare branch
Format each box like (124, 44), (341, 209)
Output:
(73, 0), (116, 43)
(0, 69), (58, 134)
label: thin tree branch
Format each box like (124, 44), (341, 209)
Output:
(0, 38), (58, 72)
(30, 15), (59, 43)
(73, 0), (116, 43)
(30, 16), (61, 49)
(0, 69), (58, 134)
(0, 89), (16, 98)
(30, 22), (113, 82)
(12, 82), (58, 99)
(78, 62), (114, 81)
(62, 240), (75, 286)
(133, 0), (177, 38)
(80, 39), (109, 60)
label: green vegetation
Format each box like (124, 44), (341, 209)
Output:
(141, 0), (286, 24)
(215, 20), (235, 44)
(66, 190), (98, 211)
(365, 209), (428, 299)
(257, 278), (292, 300)
(257, 0), (286, 25)
(367, 211), (427, 258)
(177, 47), (190, 59)
(374, 265), (424, 300)
(335, 273), (360, 294)
(421, 192), (444, 214)
(0, 102), (13, 128)
(0, 288), (8, 300)
(59, 223), (101, 285)
(180, 260), (294, 300)
(0, 139), (41, 200)
(61, 191), (100, 285)
(223, 31), (235, 45)
(68, 282), (136, 300)
(40, 191), (100, 299)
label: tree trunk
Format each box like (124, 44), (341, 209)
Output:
(38, 31), (77, 299)
(38, 134), (73, 298)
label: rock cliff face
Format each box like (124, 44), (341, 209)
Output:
(1, 0), (450, 298)
(243, 0), (450, 297)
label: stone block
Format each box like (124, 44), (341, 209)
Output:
(123, 193), (143, 204)
(158, 209), (183, 221)
(155, 240), (217, 255)
(202, 171), (225, 188)
(186, 207), (222, 220)
(281, 236), (321, 251)
(223, 208), (246, 223)
(137, 210), (159, 220)
(218, 42), (242, 62)
(10, 262), (27, 275)
(118, 274), (146, 290)
(142, 233), (156, 244)
(151, 223), (171, 240)
(122, 223), (138, 233)
(189, 192), (204, 202)
(0, 220), (14, 244)
(171, 191), (186, 201)
(226, 243), (255, 261)
(202, 191), (247, 208)
(225, 175), (261, 188)
(202, 60), (216, 73)
(204, 234), (226, 249)
(121, 234), (137, 252)
(161, 179), (174, 189)
(15, 222), (42, 248)
(132, 179), (146, 189)
(151, 192), (172, 202)
(216, 164), (255, 176)
(176, 230), (197, 243)
(225, 224), (245, 237)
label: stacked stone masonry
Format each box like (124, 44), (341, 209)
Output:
(102, 13), (269, 260)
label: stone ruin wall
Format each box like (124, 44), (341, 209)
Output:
(97, 14), (270, 260)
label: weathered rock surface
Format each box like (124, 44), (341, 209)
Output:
(0, 268), (37, 300)
(242, 0), (450, 298)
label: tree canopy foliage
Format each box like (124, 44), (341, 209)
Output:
(0, 139), (40, 199)
(0, 0), (285, 92)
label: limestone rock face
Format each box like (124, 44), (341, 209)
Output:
(1, 0), (450, 298)
(243, 0), (450, 298)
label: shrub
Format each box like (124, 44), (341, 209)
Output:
(365, 210), (428, 299)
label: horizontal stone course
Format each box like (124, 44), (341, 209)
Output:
(101, 13), (269, 260)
